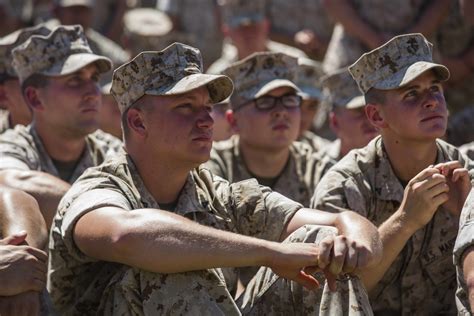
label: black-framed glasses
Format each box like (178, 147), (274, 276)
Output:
(252, 94), (303, 111)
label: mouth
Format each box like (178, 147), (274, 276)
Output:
(272, 123), (290, 131)
(81, 107), (98, 113)
(192, 134), (213, 142)
(420, 114), (445, 122)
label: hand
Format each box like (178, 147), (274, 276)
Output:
(399, 167), (449, 231)
(0, 232), (48, 296)
(294, 29), (324, 53)
(0, 291), (41, 316)
(434, 161), (472, 217)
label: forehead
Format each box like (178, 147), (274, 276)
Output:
(262, 86), (296, 97)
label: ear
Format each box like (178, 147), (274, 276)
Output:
(126, 108), (147, 137)
(24, 86), (45, 111)
(365, 103), (387, 129)
(225, 109), (239, 133)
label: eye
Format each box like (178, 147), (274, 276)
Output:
(91, 73), (100, 83)
(404, 89), (418, 99)
(67, 76), (82, 87)
(430, 84), (441, 93)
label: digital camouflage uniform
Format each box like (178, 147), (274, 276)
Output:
(454, 189), (474, 315)
(294, 57), (331, 152)
(207, 0), (307, 75)
(314, 34), (469, 315)
(0, 23), (52, 133)
(460, 141), (474, 161)
(157, 0), (223, 68)
(49, 42), (372, 315)
(0, 125), (121, 183)
(323, 0), (431, 72)
(207, 136), (333, 208)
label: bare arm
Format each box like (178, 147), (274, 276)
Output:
(0, 187), (47, 250)
(463, 247), (474, 312)
(0, 170), (71, 230)
(406, 0), (451, 36)
(322, 0), (383, 49)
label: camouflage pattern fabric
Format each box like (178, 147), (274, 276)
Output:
(48, 151), (302, 314)
(453, 189), (474, 316)
(207, 41), (307, 76)
(221, 51), (302, 108)
(0, 124), (122, 183)
(348, 33), (449, 94)
(205, 136), (334, 208)
(0, 24), (51, 79)
(298, 130), (331, 153)
(0, 109), (11, 134)
(314, 139), (341, 162)
(460, 142), (474, 161)
(322, 68), (365, 110)
(240, 224), (373, 316)
(268, 0), (334, 47)
(295, 57), (325, 101)
(111, 43), (232, 112)
(312, 135), (474, 315)
(11, 24), (112, 83)
(322, 0), (430, 72)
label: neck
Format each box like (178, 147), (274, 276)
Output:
(237, 43), (267, 60)
(239, 140), (290, 178)
(382, 134), (438, 182)
(33, 121), (86, 162)
(129, 147), (190, 204)
(339, 139), (352, 158)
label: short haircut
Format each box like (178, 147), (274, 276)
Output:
(21, 74), (49, 95)
(364, 88), (386, 105)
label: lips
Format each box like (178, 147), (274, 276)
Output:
(192, 133), (212, 142)
(272, 122), (290, 130)
(420, 114), (445, 122)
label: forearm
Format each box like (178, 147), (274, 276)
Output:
(75, 207), (280, 274)
(406, 0), (451, 36)
(322, 0), (381, 49)
(0, 170), (70, 229)
(463, 247), (474, 312)
(0, 188), (47, 249)
(359, 209), (415, 292)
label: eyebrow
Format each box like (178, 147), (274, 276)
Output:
(399, 79), (442, 92)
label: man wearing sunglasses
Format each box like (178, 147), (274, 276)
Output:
(206, 52), (333, 210)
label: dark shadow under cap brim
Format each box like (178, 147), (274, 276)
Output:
(42, 53), (112, 77)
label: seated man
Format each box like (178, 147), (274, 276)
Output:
(0, 24), (51, 133)
(0, 187), (48, 315)
(319, 68), (378, 161)
(0, 25), (121, 228)
(206, 52), (333, 208)
(312, 33), (473, 314)
(48, 42), (382, 315)
(454, 188), (474, 314)
(294, 57), (331, 152)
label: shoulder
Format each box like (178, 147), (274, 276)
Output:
(88, 129), (123, 153)
(267, 40), (308, 58)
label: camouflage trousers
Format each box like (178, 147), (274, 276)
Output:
(97, 225), (373, 315)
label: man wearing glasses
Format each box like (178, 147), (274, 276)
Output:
(205, 52), (333, 210)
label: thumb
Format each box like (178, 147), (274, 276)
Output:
(0, 231), (28, 245)
(323, 269), (338, 292)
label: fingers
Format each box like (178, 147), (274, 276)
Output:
(0, 231), (28, 246)
(323, 269), (338, 292)
(25, 247), (48, 263)
(317, 236), (334, 269)
(452, 168), (470, 183)
(434, 161), (462, 176)
(410, 167), (441, 183)
(294, 270), (320, 291)
(329, 236), (348, 275)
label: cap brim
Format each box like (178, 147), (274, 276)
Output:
(299, 86), (323, 101)
(373, 61), (450, 91)
(346, 95), (366, 109)
(43, 53), (113, 77)
(254, 79), (300, 99)
(145, 73), (233, 104)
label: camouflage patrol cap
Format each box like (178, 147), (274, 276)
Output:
(0, 24), (51, 81)
(349, 33), (450, 94)
(223, 51), (300, 109)
(12, 24), (112, 83)
(295, 57), (325, 101)
(123, 8), (174, 54)
(322, 68), (365, 110)
(218, 0), (266, 28)
(111, 42), (233, 113)
(54, 0), (93, 7)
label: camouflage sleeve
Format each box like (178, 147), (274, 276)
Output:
(310, 168), (369, 217)
(203, 147), (228, 180)
(217, 178), (302, 242)
(0, 138), (36, 171)
(59, 184), (133, 262)
(454, 189), (474, 267)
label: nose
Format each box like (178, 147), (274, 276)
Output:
(84, 80), (101, 101)
(423, 90), (443, 110)
(196, 108), (214, 129)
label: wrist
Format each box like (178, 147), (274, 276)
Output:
(390, 208), (420, 236)
(259, 240), (285, 267)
